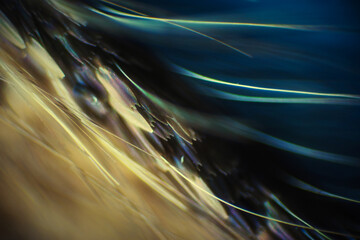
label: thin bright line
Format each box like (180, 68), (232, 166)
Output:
(204, 87), (359, 105)
(101, 0), (321, 31)
(92, 1), (251, 57)
(287, 175), (360, 204)
(176, 66), (360, 99)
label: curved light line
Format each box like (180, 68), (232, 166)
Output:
(270, 194), (330, 239)
(203, 87), (359, 105)
(160, 157), (357, 238)
(93, 1), (251, 57)
(101, 0), (322, 31)
(48, 64), (356, 238)
(287, 175), (360, 204)
(175, 66), (360, 99)
(117, 64), (359, 166)
(236, 123), (359, 166)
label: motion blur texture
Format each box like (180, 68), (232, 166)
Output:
(0, 0), (359, 239)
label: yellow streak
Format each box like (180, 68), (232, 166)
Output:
(0, 11), (26, 49)
(160, 157), (357, 238)
(2, 31), (355, 238)
(29, 75), (188, 211)
(102, 1), (319, 31)
(96, 67), (153, 132)
(94, 1), (251, 57)
(33, 74), (232, 225)
(0, 116), (169, 240)
(270, 195), (331, 240)
(1, 45), (119, 186)
(179, 67), (360, 98)
(55, 95), (356, 238)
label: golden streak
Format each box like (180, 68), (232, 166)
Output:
(102, 0), (322, 31)
(0, 24), (236, 240)
(92, 1), (252, 57)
